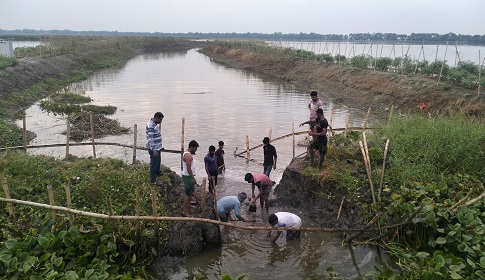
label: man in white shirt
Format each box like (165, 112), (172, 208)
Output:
(267, 212), (302, 243)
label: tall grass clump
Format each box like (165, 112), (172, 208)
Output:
(375, 115), (485, 185)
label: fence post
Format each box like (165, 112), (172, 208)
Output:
(387, 105), (394, 127)
(89, 112), (96, 158)
(478, 50), (481, 97)
(344, 112), (350, 140)
(363, 107), (371, 131)
(246, 135), (250, 164)
(66, 118), (70, 157)
(107, 196), (116, 228)
(181, 118), (185, 171)
(201, 178), (207, 217)
(2, 178), (14, 216)
(65, 181), (74, 225)
(132, 124), (138, 164)
(292, 120), (295, 159)
(437, 42), (449, 85)
(47, 185), (56, 232)
(151, 188), (160, 252)
(268, 127), (272, 139)
(135, 187), (141, 242)
(23, 112), (27, 152)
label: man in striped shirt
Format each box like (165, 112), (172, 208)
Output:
(146, 112), (164, 185)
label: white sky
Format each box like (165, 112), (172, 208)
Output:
(1, 0), (484, 35)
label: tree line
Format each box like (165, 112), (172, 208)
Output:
(1, 29), (484, 45)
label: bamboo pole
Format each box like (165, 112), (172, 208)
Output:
(478, 50), (481, 97)
(151, 188), (160, 252)
(201, 178), (207, 216)
(292, 120), (295, 159)
(363, 107), (371, 131)
(132, 124), (137, 164)
(413, 45), (423, 75)
(337, 196), (345, 220)
(378, 139), (390, 199)
(181, 118), (185, 171)
(0, 196), (418, 233)
(107, 196), (116, 228)
(246, 135), (250, 164)
(437, 42), (449, 85)
(66, 118), (70, 157)
(65, 182), (74, 225)
(212, 176), (221, 244)
(435, 44), (439, 62)
(47, 185), (56, 232)
(22, 112), (27, 152)
(344, 112), (350, 139)
(136, 187), (141, 242)
(269, 127), (272, 139)
(359, 140), (376, 207)
(387, 105), (394, 127)
(2, 178), (14, 216)
(89, 112), (96, 158)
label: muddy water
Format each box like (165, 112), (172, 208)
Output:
(19, 49), (390, 278)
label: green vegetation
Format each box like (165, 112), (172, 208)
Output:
(210, 40), (485, 90)
(0, 56), (18, 70)
(309, 115), (485, 279)
(0, 152), (173, 278)
(39, 92), (117, 116)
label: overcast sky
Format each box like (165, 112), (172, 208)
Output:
(1, 0), (484, 35)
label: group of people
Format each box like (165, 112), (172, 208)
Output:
(144, 90), (327, 243)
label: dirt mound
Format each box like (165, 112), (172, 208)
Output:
(200, 46), (485, 119)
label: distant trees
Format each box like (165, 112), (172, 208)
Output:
(1, 29), (484, 45)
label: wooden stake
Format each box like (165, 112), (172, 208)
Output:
(47, 185), (56, 232)
(478, 50), (481, 97)
(359, 139), (376, 207)
(65, 182), (74, 225)
(387, 105), (394, 127)
(132, 124), (138, 164)
(437, 42), (449, 85)
(181, 118), (185, 171)
(337, 196), (345, 220)
(66, 118), (70, 157)
(151, 188), (160, 252)
(23, 112), (27, 152)
(89, 112), (96, 158)
(413, 45), (423, 75)
(269, 127), (272, 139)
(136, 187), (141, 242)
(378, 139), (390, 199)
(2, 178), (14, 216)
(344, 112), (350, 139)
(107, 196), (116, 228)
(246, 135), (250, 163)
(292, 120), (295, 158)
(363, 107), (371, 131)
(201, 178), (207, 216)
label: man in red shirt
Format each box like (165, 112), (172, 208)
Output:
(244, 173), (273, 212)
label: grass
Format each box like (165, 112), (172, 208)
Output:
(0, 56), (18, 70)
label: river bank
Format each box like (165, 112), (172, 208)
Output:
(199, 42), (485, 119)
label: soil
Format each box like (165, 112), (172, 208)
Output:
(199, 45), (485, 119)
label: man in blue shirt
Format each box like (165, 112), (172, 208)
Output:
(217, 193), (248, 222)
(146, 112), (164, 186)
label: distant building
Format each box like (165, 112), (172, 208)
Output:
(0, 40), (14, 57)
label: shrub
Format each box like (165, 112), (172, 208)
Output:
(350, 55), (371, 68)
(375, 57), (393, 71)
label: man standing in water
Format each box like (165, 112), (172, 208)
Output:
(262, 137), (277, 177)
(146, 112), (164, 186)
(182, 140), (199, 217)
(215, 141), (225, 174)
(204, 145), (218, 194)
(308, 108), (328, 169)
(244, 172), (273, 212)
